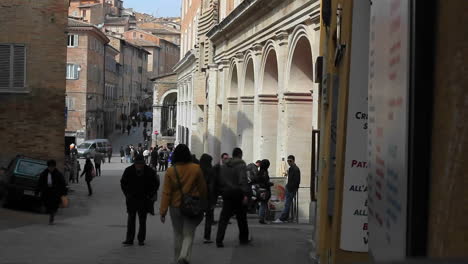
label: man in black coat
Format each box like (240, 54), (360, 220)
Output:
(215, 148), (252, 248)
(37, 160), (67, 225)
(275, 155), (301, 223)
(120, 155), (159, 246)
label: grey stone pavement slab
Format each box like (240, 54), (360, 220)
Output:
(0, 127), (314, 264)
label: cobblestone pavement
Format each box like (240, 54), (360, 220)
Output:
(0, 128), (314, 264)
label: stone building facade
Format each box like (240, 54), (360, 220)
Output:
(66, 19), (110, 144)
(174, 0), (207, 156)
(0, 0), (68, 168)
(151, 73), (178, 147)
(176, 0), (321, 222)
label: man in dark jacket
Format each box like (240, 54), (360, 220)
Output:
(125, 145), (131, 163)
(215, 148), (252, 248)
(120, 155), (160, 246)
(275, 155), (301, 223)
(37, 160), (67, 225)
(150, 147), (158, 169)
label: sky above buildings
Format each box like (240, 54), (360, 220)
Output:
(124, 0), (181, 17)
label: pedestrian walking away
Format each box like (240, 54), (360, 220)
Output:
(199, 154), (216, 244)
(143, 128), (147, 141)
(94, 152), (103, 177)
(121, 155), (160, 246)
(127, 124), (131, 136)
(274, 155), (301, 223)
(250, 159), (273, 224)
(158, 148), (167, 171)
(37, 160), (67, 225)
(125, 145), (131, 163)
(76, 160), (81, 183)
(120, 146), (125, 163)
(80, 158), (95, 196)
(160, 144), (208, 264)
(143, 148), (150, 165)
(150, 147), (159, 169)
(214, 148), (252, 248)
(107, 147), (113, 163)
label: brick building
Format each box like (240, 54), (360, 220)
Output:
(69, 0), (122, 24)
(0, 0), (68, 168)
(104, 45), (120, 137)
(123, 29), (180, 78)
(107, 36), (149, 121)
(65, 19), (110, 144)
(137, 21), (181, 46)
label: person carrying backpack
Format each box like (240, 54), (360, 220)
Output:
(214, 148), (252, 248)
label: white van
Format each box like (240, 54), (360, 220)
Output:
(76, 139), (111, 159)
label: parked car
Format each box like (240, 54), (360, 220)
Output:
(1, 155), (48, 207)
(76, 139), (111, 159)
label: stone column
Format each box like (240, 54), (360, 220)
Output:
(258, 94), (279, 176)
(275, 30), (290, 176)
(153, 105), (162, 147)
(239, 96), (255, 163)
(207, 64), (220, 158)
(284, 92), (313, 220)
(223, 97), (238, 154)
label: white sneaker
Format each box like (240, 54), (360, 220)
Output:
(273, 219), (285, 224)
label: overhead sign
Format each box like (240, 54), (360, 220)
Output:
(340, 0), (370, 253)
(367, 0), (410, 261)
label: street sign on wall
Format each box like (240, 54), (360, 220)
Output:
(339, 0), (370, 253)
(340, 1), (370, 252)
(367, 0), (411, 261)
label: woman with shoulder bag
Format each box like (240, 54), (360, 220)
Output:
(160, 144), (208, 264)
(251, 159), (272, 224)
(80, 158), (95, 196)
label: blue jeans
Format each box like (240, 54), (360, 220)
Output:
(279, 189), (296, 221)
(126, 155), (131, 163)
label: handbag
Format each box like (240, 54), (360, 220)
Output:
(173, 165), (203, 218)
(60, 196), (69, 208)
(91, 167), (96, 178)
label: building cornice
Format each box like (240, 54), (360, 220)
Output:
(68, 26), (110, 44)
(173, 50), (197, 73)
(206, 0), (283, 41)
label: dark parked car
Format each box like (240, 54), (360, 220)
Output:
(0, 155), (48, 207)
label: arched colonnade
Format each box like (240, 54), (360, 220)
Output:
(220, 25), (316, 177)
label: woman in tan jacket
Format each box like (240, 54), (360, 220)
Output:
(160, 144), (208, 264)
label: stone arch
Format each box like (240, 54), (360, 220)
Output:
(228, 60), (239, 98)
(283, 25), (314, 190)
(160, 90), (177, 136)
(243, 55), (255, 97)
(256, 41), (279, 173)
(259, 41), (279, 95)
(221, 59), (239, 154)
(286, 26), (314, 93)
(238, 53), (255, 162)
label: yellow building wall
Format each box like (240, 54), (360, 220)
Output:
(316, 1), (369, 263)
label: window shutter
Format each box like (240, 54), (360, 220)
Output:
(0, 45), (10, 89)
(13, 45), (25, 88)
(75, 35), (79, 47)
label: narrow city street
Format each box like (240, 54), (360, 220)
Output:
(0, 126), (313, 264)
